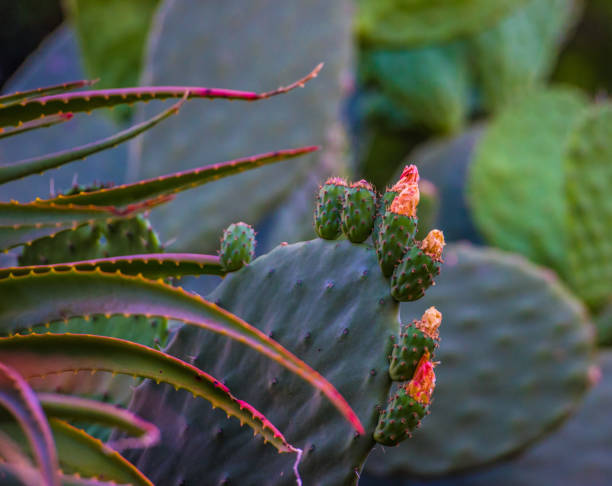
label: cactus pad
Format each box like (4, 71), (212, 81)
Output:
(219, 222), (256, 272)
(342, 181), (377, 243)
(565, 104), (612, 310)
(365, 244), (594, 477)
(468, 88), (588, 272)
(430, 352), (612, 486)
(355, 0), (527, 47)
(129, 0), (352, 251)
(128, 238), (404, 485)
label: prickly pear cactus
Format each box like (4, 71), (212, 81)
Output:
(436, 352), (612, 486)
(365, 244), (594, 478)
(565, 104), (612, 311)
(127, 170), (445, 485)
(219, 222), (256, 272)
(468, 88), (588, 273)
(358, 43), (470, 134)
(355, 0), (527, 47)
(129, 0), (352, 252)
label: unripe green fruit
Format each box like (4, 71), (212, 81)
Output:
(314, 178), (347, 240)
(390, 244), (441, 302)
(341, 180), (377, 243)
(219, 222), (256, 272)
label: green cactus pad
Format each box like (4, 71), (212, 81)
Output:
(128, 238), (403, 485)
(565, 104), (612, 310)
(129, 0), (352, 251)
(314, 179), (347, 240)
(468, 88), (588, 273)
(377, 210), (418, 278)
(389, 325), (437, 381)
(342, 182), (377, 243)
(390, 245), (441, 302)
(65, 0), (159, 91)
(365, 244), (594, 477)
(469, 0), (577, 112)
(373, 385), (428, 446)
(219, 222), (256, 272)
(358, 44), (469, 134)
(428, 352), (612, 486)
(355, 0), (527, 47)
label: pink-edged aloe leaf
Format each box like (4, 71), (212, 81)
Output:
(36, 146), (318, 207)
(0, 333), (296, 454)
(0, 253), (225, 280)
(0, 417), (152, 486)
(0, 80), (97, 109)
(0, 462), (133, 486)
(0, 363), (59, 486)
(0, 97), (185, 185)
(0, 196), (172, 251)
(0, 114), (73, 140)
(34, 393), (159, 451)
(0, 64), (322, 127)
(0, 269), (364, 435)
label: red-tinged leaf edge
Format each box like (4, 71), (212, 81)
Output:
(0, 64), (323, 127)
(34, 146), (319, 207)
(0, 362), (59, 486)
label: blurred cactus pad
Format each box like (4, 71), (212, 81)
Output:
(127, 0), (353, 252)
(365, 244), (595, 478)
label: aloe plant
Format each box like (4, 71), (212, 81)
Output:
(0, 67), (370, 485)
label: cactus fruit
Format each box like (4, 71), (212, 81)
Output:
(314, 177), (347, 240)
(373, 355), (436, 446)
(376, 165), (420, 277)
(341, 180), (377, 243)
(219, 222), (256, 272)
(365, 244), (594, 478)
(390, 229), (445, 302)
(389, 307), (441, 381)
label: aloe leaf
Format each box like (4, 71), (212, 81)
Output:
(34, 393), (160, 451)
(1, 418), (152, 486)
(0, 269), (364, 434)
(0, 114), (73, 140)
(0, 363), (59, 486)
(0, 253), (225, 280)
(0, 97), (185, 185)
(0, 64), (322, 127)
(36, 146), (319, 207)
(0, 462), (131, 486)
(0, 196), (171, 251)
(0, 334), (295, 454)
(0, 80), (97, 108)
